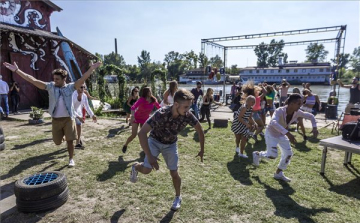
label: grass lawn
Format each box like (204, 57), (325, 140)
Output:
(1, 118), (360, 223)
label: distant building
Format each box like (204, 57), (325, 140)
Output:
(239, 61), (331, 85)
(179, 68), (227, 85)
(0, 0), (96, 109)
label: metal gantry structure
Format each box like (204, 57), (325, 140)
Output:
(201, 25), (347, 101)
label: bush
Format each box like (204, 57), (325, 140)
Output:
(104, 97), (122, 109)
(29, 106), (44, 120)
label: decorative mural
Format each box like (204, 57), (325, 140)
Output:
(51, 40), (73, 82)
(0, 0), (46, 29)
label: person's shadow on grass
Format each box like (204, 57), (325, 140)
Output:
(107, 125), (129, 138)
(110, 209), (126, 223)
(12, 138), (53, 150)
(96, 151), (145, 182)
(1, 148), (68, 181)
(160, 210), (176, 223)
(253, 176), (332, 223)
(226, 143), (254, 186)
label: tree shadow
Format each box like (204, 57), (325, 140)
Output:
(0, 148), (67, 181)
(226, 143), (254, 186)
(110, 209), (126, 223)
(107, 125), (129, 138)
(321, 171), (360, 200)
(253, 176), (332, 223)
(11, 138), (53, 150)
(97, 151), (145, 182)
(160, 210), (176, 223)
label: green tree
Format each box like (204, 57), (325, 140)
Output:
(125, 64), (140, 82)
(331, 53), (350, 69)
(229, 64), (239, 75)
(254, 42), (269, 67)
(254, 39), (285, 67)
(350, 46), (360, 73)
(104, 52), (126, 68)
(164, 51), (185, 79)
(183, 50), (198, 70)
(138, 50), (151, 83)
(198, 52), (209, 68)
(305, 43), (329, 62)
(209, 55), (223, 68)
(267, 39), (285, 66)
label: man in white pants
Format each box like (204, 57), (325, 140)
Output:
(252, 93), (318, 182)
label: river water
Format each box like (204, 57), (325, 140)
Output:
(178, 84), (349, 113)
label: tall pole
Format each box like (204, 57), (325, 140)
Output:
(223, 47), (226, 103)
(115, 38), (118, 55)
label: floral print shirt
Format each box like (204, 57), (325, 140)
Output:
(147, 106), (199, 144)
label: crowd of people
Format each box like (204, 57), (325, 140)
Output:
(3, 59), (358, 212)
(230, 79), (320, 182)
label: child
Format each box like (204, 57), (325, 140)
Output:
(122, 87), (161, 153)
(231, 95), (257, 157)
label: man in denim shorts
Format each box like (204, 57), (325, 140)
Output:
(130, 88), (205, 211)
(3, 61), (101, 167)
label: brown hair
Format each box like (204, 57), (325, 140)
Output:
(52, 69), (68, 79)
(141, 87), (156, 103)
(174, 88), (194, 103)
(169, 81), (178, 97)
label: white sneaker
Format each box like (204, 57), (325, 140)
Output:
(235, 147), (240, 154)
(274, 171), (291, 182)
(238, 153), (248, 158)
(171, 196), (182, 211)
(130, 164), (138, 183)
(68, 159), (75, 167)
(252, 151), (260, 167)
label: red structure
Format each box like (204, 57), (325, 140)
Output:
(0, 0), (96, 109)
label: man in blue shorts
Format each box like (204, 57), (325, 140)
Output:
(130, 88), (205, 211)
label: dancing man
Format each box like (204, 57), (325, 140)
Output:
(3, 61), (101, 167)
(130, 89), (205, 211)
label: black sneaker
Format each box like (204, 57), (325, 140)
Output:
(122, 145), (127, 153)
(75, 144), (82, 149)
(303, 135), (307, 141)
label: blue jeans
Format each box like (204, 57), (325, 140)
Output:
(0, 94), (9, 115)
(191, 103), (199, 119)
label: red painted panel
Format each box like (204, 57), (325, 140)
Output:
(10, 52), (40, 109)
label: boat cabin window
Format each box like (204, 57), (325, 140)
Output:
(256, 70), (260, 73)
(270, 70), (274, 73)
(326, 68), (330, 72)
(286, 69), (290, 73)
(249, 70), (253, 74)
(278, 70), (282, 73)
(319, 68), (324, 72)
(294, 69), (298, 73)
(263, 70), (267, 73)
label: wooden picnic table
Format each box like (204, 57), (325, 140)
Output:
(319, 136), (360, 175)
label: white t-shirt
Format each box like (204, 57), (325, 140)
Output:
(0, 80), (9, 94)
(72, 91), (94, 118)
(53, 95), (69, 118)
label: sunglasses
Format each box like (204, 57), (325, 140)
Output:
(80, 87), (86, 89)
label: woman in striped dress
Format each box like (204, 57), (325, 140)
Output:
(231, 95), (257, 158)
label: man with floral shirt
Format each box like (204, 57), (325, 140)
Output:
(130, 88), (205, 211)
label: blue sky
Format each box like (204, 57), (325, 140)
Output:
(51, 1), (359, 68)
